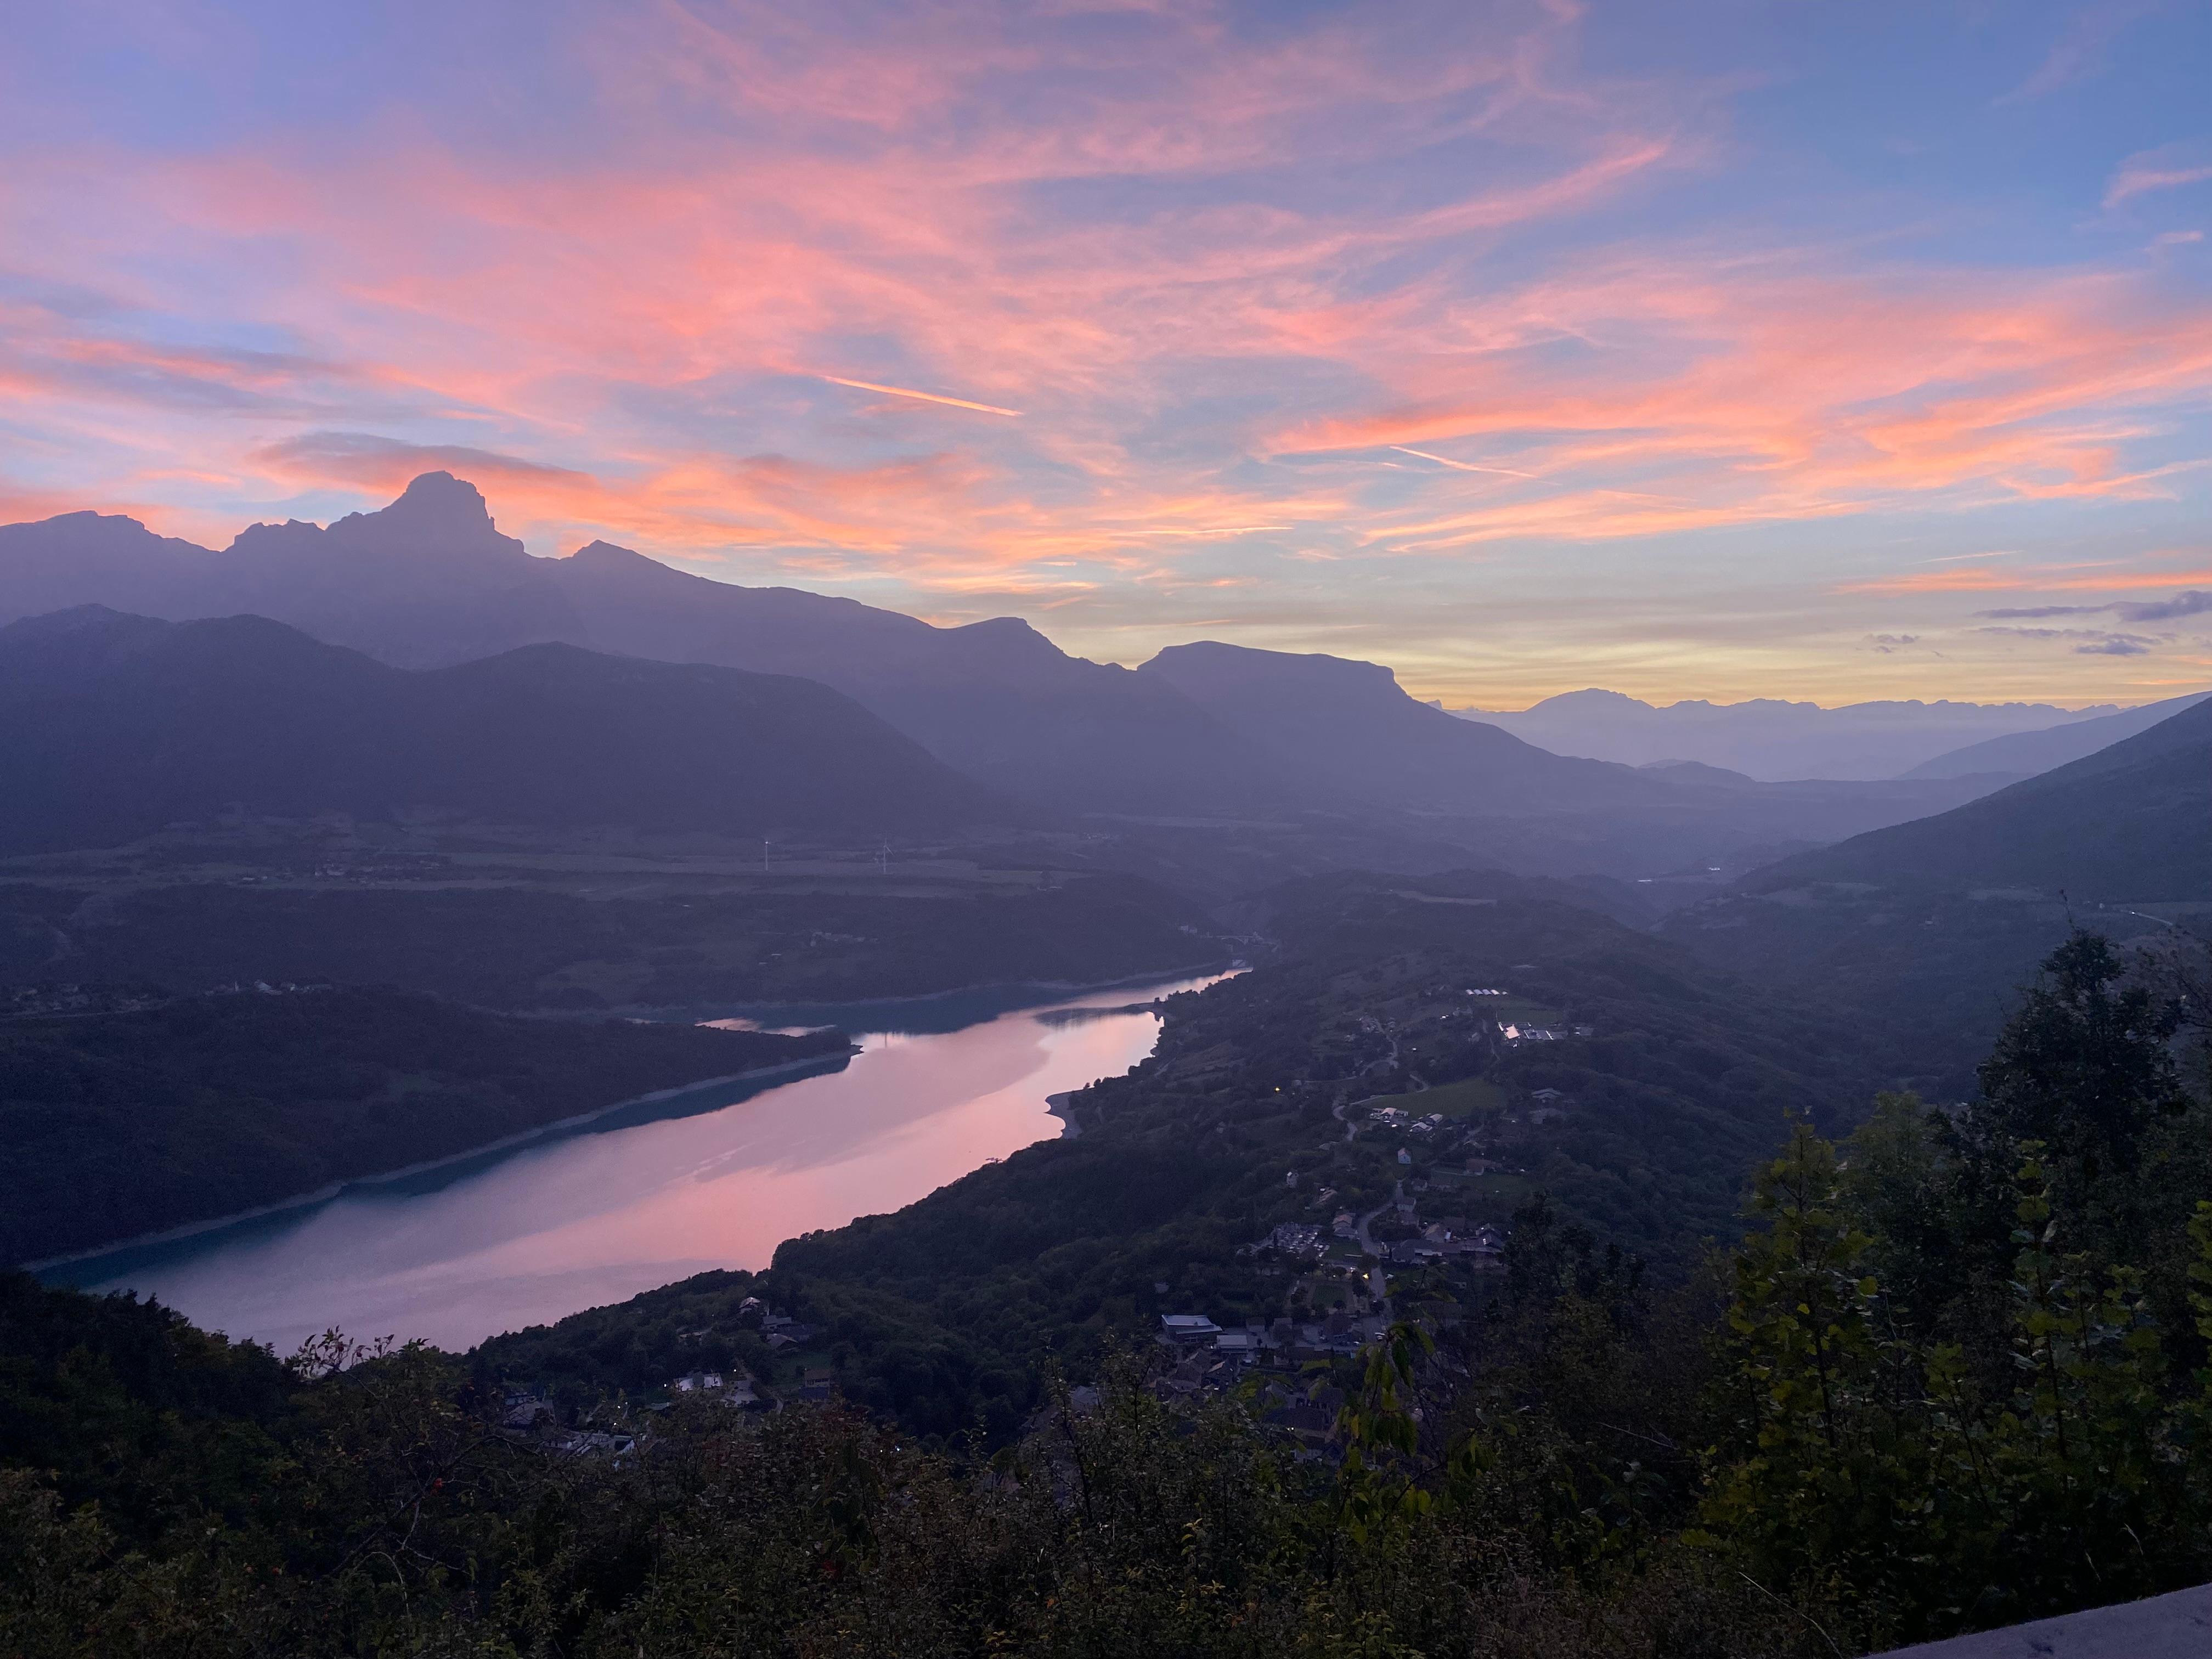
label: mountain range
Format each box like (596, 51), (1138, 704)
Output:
(0, 475), (1277, 819)
(0, 605), (1006, 853)
(1752, 692), (2212, 901)
(1899, 690), (2212, 780)
(0, 472), (2153, 876)
(1454, 687), (2134, 781)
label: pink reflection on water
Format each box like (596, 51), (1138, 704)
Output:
(83, 977), (1218, 1355)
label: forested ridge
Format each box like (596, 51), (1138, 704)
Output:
(4, 922), (2208, 1656)
(1, 988), (851, 1263)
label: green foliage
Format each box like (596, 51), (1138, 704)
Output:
(4, 915), (2209, 1655)
(1689, 933), (2212, 1644)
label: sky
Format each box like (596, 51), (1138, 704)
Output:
(1, 1), (2208, 708)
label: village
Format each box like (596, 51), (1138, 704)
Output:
(1104, 968), (1601, 1426)
(479, 938), (1612, 1460)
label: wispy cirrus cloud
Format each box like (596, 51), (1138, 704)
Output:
(0, 0), (2207, 705)
(1996, 0), (2163, 105)
(2103, 140), (2212, 208)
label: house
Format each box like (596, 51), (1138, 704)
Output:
(1530, 1088), (1565, 1103)
(1396, 1147), (1413, 1165)
(1214, 1331), (1265, 1362)
(1331, 1209), (1357, 1238)
(1161, 1313), (1223, 1344)
(501, 1394), (555, 1431)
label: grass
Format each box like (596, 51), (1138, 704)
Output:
(1373, 1076), (1504, 1120)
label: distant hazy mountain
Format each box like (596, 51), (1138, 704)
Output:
(1140, 643), (1663, 815)
(1455, 687), (2117, 781)
(1139, 641), (2017, 858)
(1903, 690), (2211, 780)
(0, 475), (1283, 819)
(1658, 693), (2211, 1092)
(1747, 695), (2212, 899)
(0, 606), (1008, 853)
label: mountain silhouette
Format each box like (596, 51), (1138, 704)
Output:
(0, 606), (1011, 853)
(1748, 694), (2212, 899)
(1454, 685), (2115, 780)
(0, 475), (2044, 848)
(0, 477), (1280, 817)
(1138, 641), (2018, 850)
(1901, 689), (2211, 781)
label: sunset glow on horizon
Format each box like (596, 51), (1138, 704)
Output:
(2, 1), (2207, 707)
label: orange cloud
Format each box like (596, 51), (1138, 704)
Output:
(0, 0), (2207, 718)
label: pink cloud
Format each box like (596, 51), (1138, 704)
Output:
(2104, 141), (2212, 209)
(0, 0), (2204, 715)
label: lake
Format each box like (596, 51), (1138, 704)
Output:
(44, 974), (1222, 1355)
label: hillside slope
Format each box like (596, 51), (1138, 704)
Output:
(1141, 641), (2016, 850)
(0, 606), (1012, 852)
(1660, 696), (2211, 1093)
(1903, 689), (2210, 780)
(1748, 693), (2212, 899)
(5, 989), (849, 1263)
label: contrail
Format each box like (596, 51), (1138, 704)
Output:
(1390, 445), (1533, 478)
(818, 375), (1023, 417)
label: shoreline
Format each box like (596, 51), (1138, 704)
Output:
(574, 960), (1233, 1023)
(24, 1049), (856, 1275)
(1044, 1090), (1082, 1139)
(29, 966), (1241, 1277)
